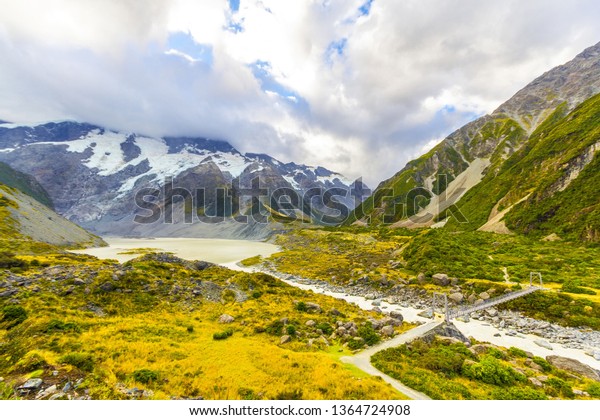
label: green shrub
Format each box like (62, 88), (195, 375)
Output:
(132, 368), (159, 384)
(295, 302), (308, 312)
(265, 320), (285, 336)
(586, 382), (600, 398)
(286, 325), (296, 336)
(486, 347), (507, 360)
(60, 352), (94, 372)
(507, 347), (528, 358)
(1, 305), (27, 328)
(14, 351), (48, 372)
(0, 381), (17, 399)
(545, 377), (574, 398)
(238, 387), (260, 400)
(315, 322), (333, 335)
(357, 324), (380, 346)
(213, 329), (233, 340)
(491, 387), (547, 400)
(561, 280), (597, 295)
(274, 389), (303, 400)
(463, 356), (524, 386)
(44, 319), (81, 333)
(421, 346), (467, 377)
(531, 356), (552, 372)
(186, 325), (194, 333)
(0, 251), (28, 270)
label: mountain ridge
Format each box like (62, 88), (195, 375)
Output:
(348, 41), (600, 241)
(0, 121), (366, 239)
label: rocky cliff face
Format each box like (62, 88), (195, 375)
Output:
(0, 122), (367, 239)
(349, 41), (600, 240)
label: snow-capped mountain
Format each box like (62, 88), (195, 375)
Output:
(0, 121), (367, 239)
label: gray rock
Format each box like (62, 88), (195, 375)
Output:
(389, 311), (404, 321)
(99, 282), (115, 292)
(19, 378), (43, 391)
(479, 292), (490, 300)
(528, 377), (543, 388)
(486, 308), (498, 317)
(432, 273), (450, 286)
(381, 325), (395, 337)
(280, 335), (291, 344)
(534, 339), (553, 350)
(448, 292), (464, 304)
(328, 308), (342, 316)
(305, 302), (322, 313)
(36, 384), (58, 400)
(305, 320), (316, 327)
(546, 355), (600, 381)
(218, 314), (235, 324)
(417, 273), (426, 284)
(62, 381), (72, 393)
(73, 278), (86, 286)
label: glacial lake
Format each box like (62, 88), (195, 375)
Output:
(70, 237), (280, 264)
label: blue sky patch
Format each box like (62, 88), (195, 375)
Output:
(250, 61), (309, 113)
(228, 0), (240, 12)
(167, 32), (213, 64)
(358, 0), (374, 16)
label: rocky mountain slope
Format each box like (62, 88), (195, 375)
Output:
(0, 164), (104, 248)
(349, 41), (600, 241)
(0, 122), (365, 239)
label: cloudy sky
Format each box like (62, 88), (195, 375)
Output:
(1, 0), (600, 186)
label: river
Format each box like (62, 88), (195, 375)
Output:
(72, 237), (600, 371)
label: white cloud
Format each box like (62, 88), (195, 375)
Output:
(0, 0), (600, 186)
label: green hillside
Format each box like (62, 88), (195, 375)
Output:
(0, 162), (53, 209)
(446, 93), (600, 241)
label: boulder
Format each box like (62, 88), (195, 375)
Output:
(19, 378), (43, 391)
(417, 273), (426, 284)
(217, 314), (235, 324)
(305, 302), (322, 313)
(36, 384), (58, 400)
(432, 273), (450, 286)
(485, 308), (498, 317)
(478, 292), (490, 300)
(381, 325), (395, 337)
(534, 339), (553, 350)
(305, 320), (316, 327)
(73, 278), (86, 286)
(417, 309), (434, 319)
(546, 355), (600, 381)
(448, 293), (464, 304)
(528, 377), (543, 388)
(389, 311), (404, 321)
(99, 282), (115, 292)
(328, 308), (342, 316)
(280, 335), (292, 344)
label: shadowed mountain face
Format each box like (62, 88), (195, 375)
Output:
(0, 122), (368, 239)
(0, 162), (104, 247)
(349, 41), (600, 241)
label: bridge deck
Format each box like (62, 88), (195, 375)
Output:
(447, 286), (543, 320)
